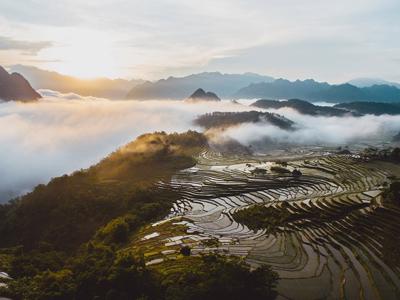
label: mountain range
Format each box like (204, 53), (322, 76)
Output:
(186, 88), (221, 102)
(4, 65), (400, 103)
(9, 65), (144, 99)
(348, 78), (400, 89)
(334, 102), (400, 115)
(195, 111), (294, 130)
(126, 72), (274, 100)
(0, 66), (41, 102)
(251, 98), (400, 116)
(234, 79), (400, 103)
(251, 99), (355, 116)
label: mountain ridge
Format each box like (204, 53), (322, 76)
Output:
(9, 65), (144, 99)
(348, 78), (400, 89)
(251, 98), (400, 116)
(6, 66), (400, 103)
(251, 99), (355, 116)
(126, 72), (274, 100)
(0, 66), (41, 102)
(234, 79), (400, 103)
(186, 88), (221, 102)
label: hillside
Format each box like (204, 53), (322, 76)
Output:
(234, 79), (329, 100)
(234, 79), (400, 102)
(0, 131), (279, 300)
(9, 65), (144, 99)
(251, 99), (352, 116)
(348, 78), (400, 88)
(126, 72), (274, 100)
(186, 88), (221, 102)
(334, 102), (400, 115)
(0, 66), (41, 102)
(0, 131), (207, 251)
(194, 111), (294, 130)
(252, 99), (400, 116)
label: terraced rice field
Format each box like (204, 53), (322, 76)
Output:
(152, 150), (400, 300)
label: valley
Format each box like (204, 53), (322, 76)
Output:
(2, 1), (400, 298)
(135, 148), (400, 300)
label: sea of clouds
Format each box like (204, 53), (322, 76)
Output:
(1, 90), (400, 202)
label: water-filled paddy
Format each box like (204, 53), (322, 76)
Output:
(147, 149), (400, 299)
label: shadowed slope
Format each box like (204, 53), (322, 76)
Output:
(252, 99), (352, 116)
(0, 131), (207, 251)
(0, 66), (41, 102)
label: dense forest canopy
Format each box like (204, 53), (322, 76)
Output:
(194, 111), (294, 130)
(251, 99), (353, 117)
(0, 130), (278, 300)
(0, 131), (207, 251)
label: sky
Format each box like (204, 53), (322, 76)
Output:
(0, 0), (399, 82)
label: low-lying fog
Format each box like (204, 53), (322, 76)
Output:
(1, 90), (400, 202)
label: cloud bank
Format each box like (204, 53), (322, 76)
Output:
(0, 93), (247, 202)
(222, 107), (400, 146)
(0, 36), (52, 55)
(1, 94), (400, 202)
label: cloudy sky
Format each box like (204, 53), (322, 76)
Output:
(0, 0), (399, 82)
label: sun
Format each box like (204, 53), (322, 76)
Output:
(42, 31), (120, 79)
(57, 44), (118, 79)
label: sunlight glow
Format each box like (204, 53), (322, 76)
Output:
(44, 33), (119, 79)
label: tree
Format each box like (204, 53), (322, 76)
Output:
(164, 255), (278, 300)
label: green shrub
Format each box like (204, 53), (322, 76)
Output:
(164, 255), (278, 300)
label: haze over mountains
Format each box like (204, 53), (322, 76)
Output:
(234, 79), (400, 103)
(3, 64), (400, 103)
(195, 111), (294, 130)
(251, 98), (400, 117)
(9, 65), (144, 99)
(126, 72), (274, 99)
(127, 74), (400, 103)
(334, 102), (400, 116)
(186, 88), (221, 102)
(348, 78), (400, 89)
(251, 99), (354, 117)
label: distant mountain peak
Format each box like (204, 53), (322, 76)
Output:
(8, 64), (144, 99)
(0, 65), (41, 102)
(348, 77), (400, 89)
(234, 78), (400, 103)
(191, 88), (206, 97)
(186, 88), (221, 102)
(126, 72), (274, 100)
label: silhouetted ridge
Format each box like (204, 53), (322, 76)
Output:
(252, 98), (400, 116)
(10, 65), (144, 99)
(234, 79), (330, 100)
(186, 88), (221, 102)
(252, 99), (352, 116)
(0, 65), (41, 102)
(126, 72), (274, 99)
(348, 77), (400, 88)
(235, 78), (400, 103)
(334, 102), (400, 115)
(194, 111), (294, 130)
